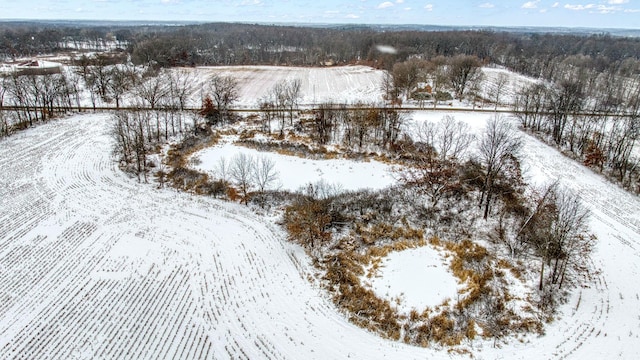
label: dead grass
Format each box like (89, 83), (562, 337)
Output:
(165, 131), (223, 195)
(161, 119), (546, 349)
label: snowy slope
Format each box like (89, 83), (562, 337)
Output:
(1, 110), (639, 359)
(479, 67), (540, 107)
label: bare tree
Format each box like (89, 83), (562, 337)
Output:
(258, 94), (275, 133)
(467, 72), (485, 109)
(0, 75), (6, 108)
(285, 78), (302, 125)
(447, 55), (482, 100)
(108, 65), (135, 108)
(167, 69), (194, 111)
(63, 69), (83, 108)
(427, 56), (449, 108)
(214, 156), (230, 183)
(397, 153), (461, 210)
(5, 74), (35, 126)
(416, 115), (474, 161)
(489, 72), (510, 110)
(519, 183), (592, 291)
(111, 111), (133, 164)
(380, 72), (399, 102)
(478, 116), (522, 219)
(546, 79), (584, 146)
(514, 82), (547, 131)
(230, 152), (254, 205)
(136, 73), (167, 110)
(548, 188), (592, 289)
(270, 80), (288, 134)
(0, 110), (8, 137)
(268, 78), (301, 133)
(207, 74), (239, 125)
(253, 156), (279, 208)
(391, 58), (430, 100)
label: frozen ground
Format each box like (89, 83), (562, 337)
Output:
(191, 142), (396, 192)
(1, 112), (639, 359)
(363, 246), (461, 314)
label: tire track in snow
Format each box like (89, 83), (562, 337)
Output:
(517, 130), (640, 360)
(3, 113), (640, 359)
(0, 114), (438, 359)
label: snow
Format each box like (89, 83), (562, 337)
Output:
(480, 66), (541, 107)
(0, 60), (62, 74)
(364, 246), (460, 313)
(405, 109), (493, 137)
(180, 65), (387, 108)
(192, 142), (396, 192)
(1, 68), (640, 358)
(401, 109), (640, 358)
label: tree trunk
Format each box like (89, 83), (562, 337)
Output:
(539, 259), (545, 291)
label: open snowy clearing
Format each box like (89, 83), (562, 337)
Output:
(1, 112), (639, 359)
(363, 246), (461, 314)
(191, 141), (396, 192)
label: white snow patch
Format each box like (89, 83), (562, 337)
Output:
(365, 246), (460, 313)
(193, 143), (396, 192)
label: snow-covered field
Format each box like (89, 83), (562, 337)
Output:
(179, 65), (386, 108)
(1, 111), (639, 359)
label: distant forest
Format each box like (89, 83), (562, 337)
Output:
(1, 21), (640, 78)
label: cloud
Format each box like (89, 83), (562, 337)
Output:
(396, 0), (405, 3)
(479, 3), (495, 8)
(522, 0), (540, 9)
(552, 2), (560, 7)
(564, 4), (590, 10)
(346, 14), (360, 18)
(564, 3), (619, 13)
(608, 0), (628, 4)
(377, 1), (394, 9)
(424, 3), (434, 11)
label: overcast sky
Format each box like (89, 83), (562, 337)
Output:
(1, 0), (638, 29)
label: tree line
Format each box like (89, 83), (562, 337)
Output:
(514, 73), (640, 191)
(3, 22), (639, 73)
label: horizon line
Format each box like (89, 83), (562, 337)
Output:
(0, 18), (639, 33)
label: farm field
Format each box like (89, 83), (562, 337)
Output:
(150, 65), (537, 109)
(53, 64), (535, 110)
(1, 110), (639, 359)
(115, 65), (387, 109)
